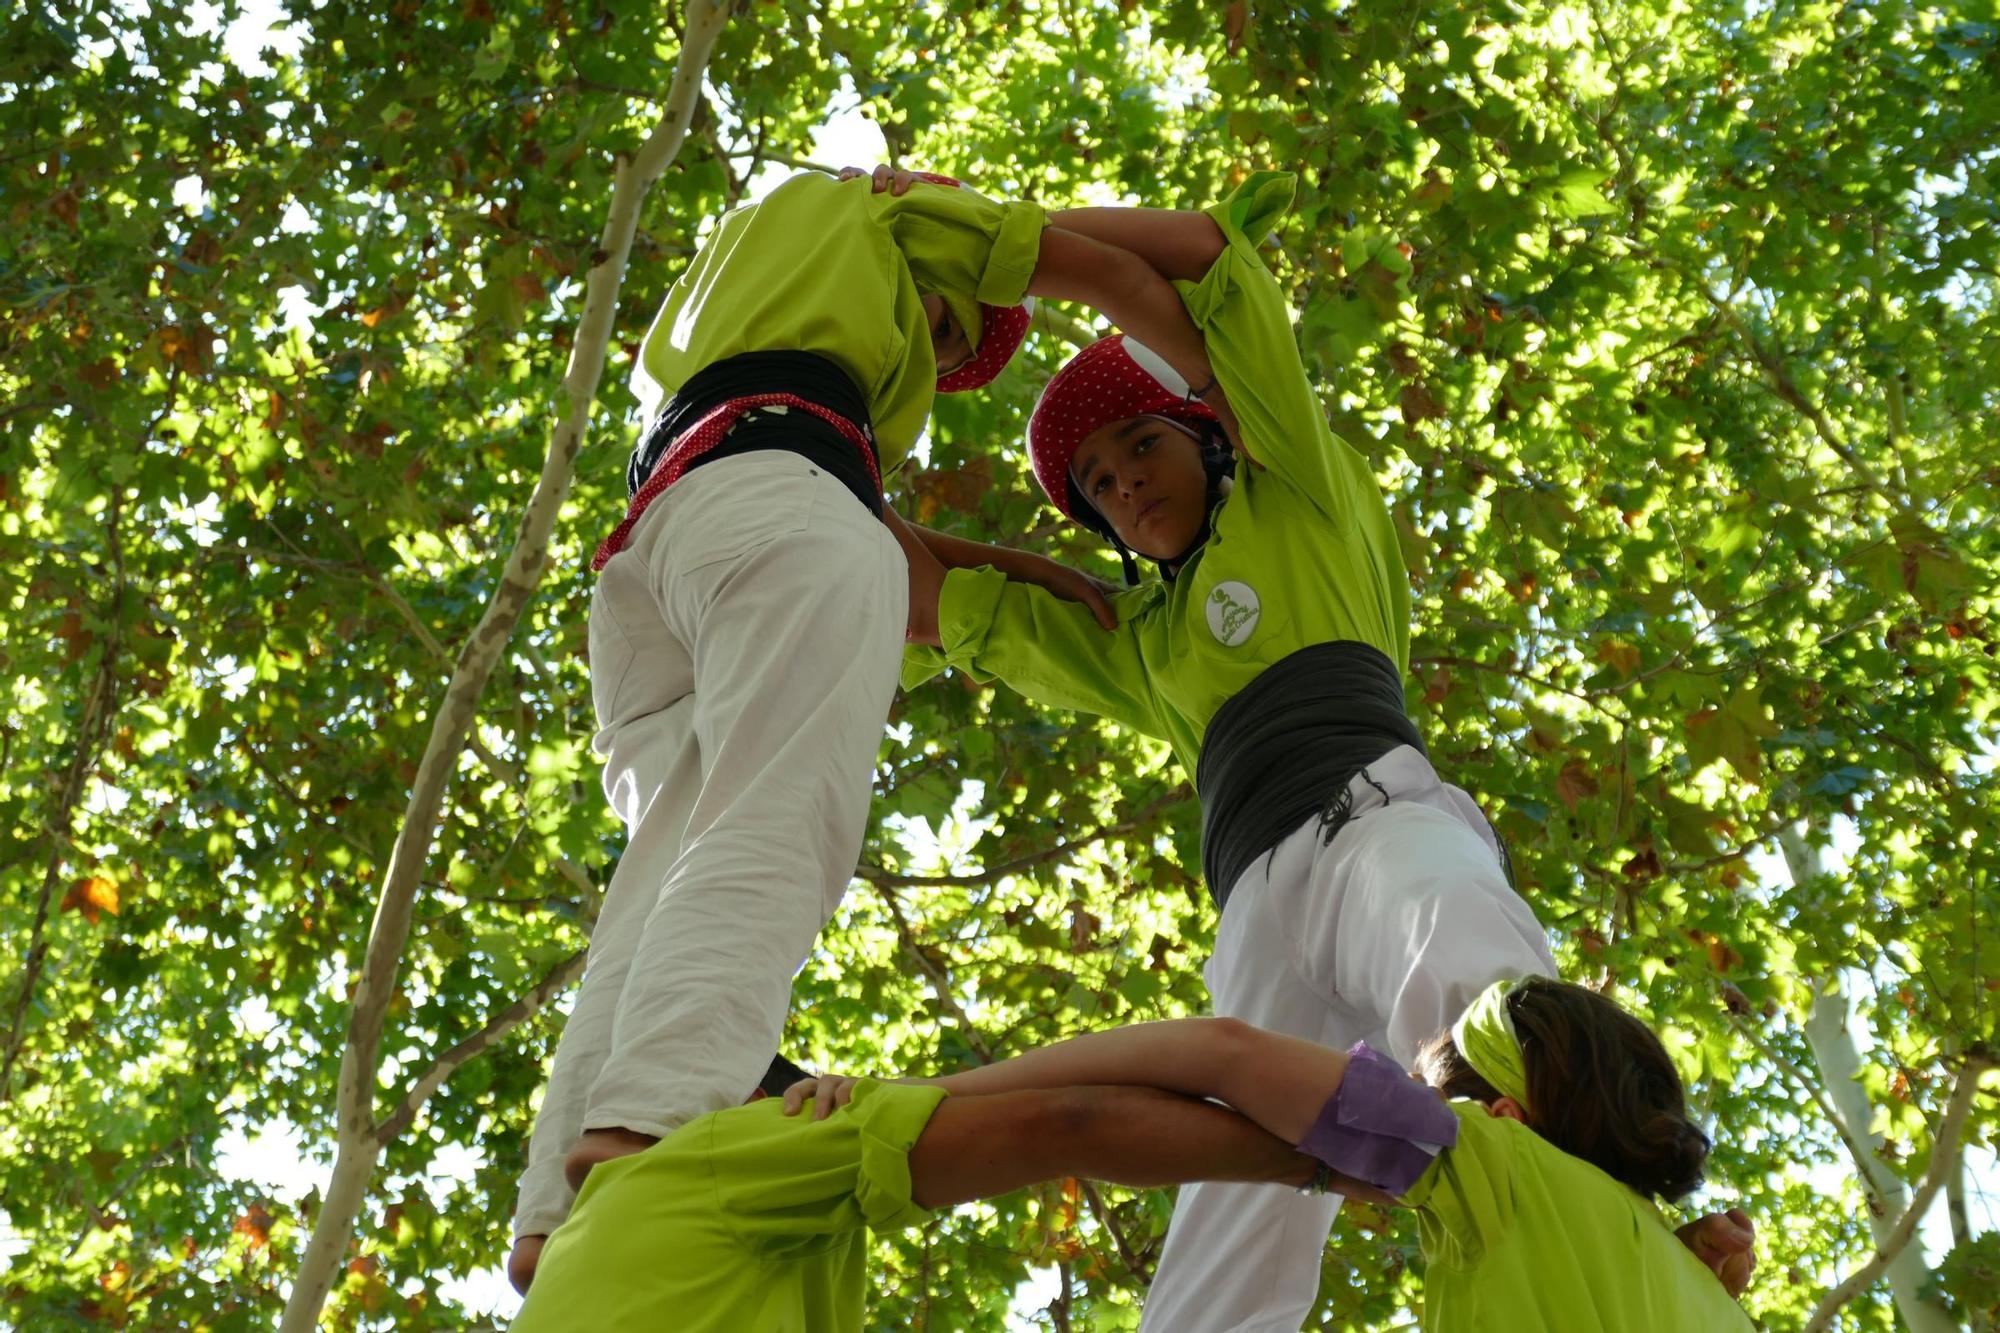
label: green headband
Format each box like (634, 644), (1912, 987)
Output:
(1452, 979), (1534, 1112)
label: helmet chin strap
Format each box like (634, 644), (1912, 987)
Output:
(1112, 537), (1143, 588)
(1071, 415), (1236, 587)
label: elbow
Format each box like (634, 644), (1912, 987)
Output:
(1200, 1016), (1262, 1087)
(1092, 242), (1156, 312)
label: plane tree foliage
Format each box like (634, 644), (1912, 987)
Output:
(3, 0), (1995, 1327)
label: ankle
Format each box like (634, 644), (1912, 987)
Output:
(563, 1127), (659, 1192)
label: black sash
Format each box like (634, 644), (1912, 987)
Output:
(628, 350), (881, 515)
(1195, 641), (1425, 910)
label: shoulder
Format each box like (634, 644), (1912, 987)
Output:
(1114, 581), (1169, 620)
(1213, 462), (1336, 531)
(734, 171), (863, 229)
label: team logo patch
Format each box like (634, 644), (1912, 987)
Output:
(1206, 581), (1261, 646)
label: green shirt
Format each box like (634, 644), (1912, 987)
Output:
(905, 172), (1410, 777)
(1405, 1102), (1754, 1332)
(510, 1079), (948, 1333)
(635, 170), (1048, 470)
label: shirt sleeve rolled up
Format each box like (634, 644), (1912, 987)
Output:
(911, 565), (1164, 740)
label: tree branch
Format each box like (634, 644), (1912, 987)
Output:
(357, 563), (528, 789)
(1, 471), (134, 1101)
(278, 5), (730, 1327)
(858, 786), (1189, 889)
(374, 946), (588, 1143)
(1676, 266), (1906, 511)
(874, 884), (995, 1063)
(1944, 1144), (1970, 1252)
(1078, 1180), (1150, 1281)
(1803, 1055), (1995, 1333)
(1032, 300), (1101, 351)
(1727, 1009), (1884, 1206)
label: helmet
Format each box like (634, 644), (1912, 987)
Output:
(936, 298), (1035, 393)
(1025, 334), (1218, 521)
(899, 171), (1036, 394)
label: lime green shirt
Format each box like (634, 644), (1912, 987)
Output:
(904, 172), (1409, 777)
(635, 170), (1048, 470)
(510, 1079), (947, 1333)
(1405, 1102), (1754, 1332)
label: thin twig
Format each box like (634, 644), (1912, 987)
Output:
(0, 368), (167, 1097)
(859, 786), (1189, 890)
(374, 947), (589, 1143)
(874, 885), (995, 1063)
(1728, 1008), (1894, 1219)
(1078, 1180), (1149, 1281)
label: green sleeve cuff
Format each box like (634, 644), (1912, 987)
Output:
(938, 564), (1009, 661)
(976, 200), (1050, 307)
(900, 643), (949, 692)
(900, 566), (1008, 691)
(1179, 171), (1298, 326)
(849, 1080), (951, 1232)
(1208, 170), (1297, 263)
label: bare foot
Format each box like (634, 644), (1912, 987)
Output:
(507, 1235), (546, 1295)
(563, 1127), (659, 1193)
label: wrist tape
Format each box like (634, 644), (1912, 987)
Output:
(1296, 1042), (1459, 1196)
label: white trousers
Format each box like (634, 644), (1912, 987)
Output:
(1139, 746), (1557, 1332)
(513, 450), (905, 1240)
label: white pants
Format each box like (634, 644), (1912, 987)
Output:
(513, 450), (905, 1239)
(1139, 746), (1557, 1332)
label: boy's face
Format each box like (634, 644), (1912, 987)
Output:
(921, 294), (973, 376)
(1070, 414), (1211, 559)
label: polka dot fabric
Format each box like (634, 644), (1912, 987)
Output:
(1026, 334), (1219, 521)
(936, 299), (1032, 393)
(906, 172), (1032, 395)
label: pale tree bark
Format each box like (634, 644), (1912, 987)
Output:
(1803, 1053), (1994, 1333)
(1945, 1148), (1971, 1251)
(276, 5), (730, 1327)
(1780, 825), (1956, 1333)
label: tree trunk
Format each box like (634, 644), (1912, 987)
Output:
(277, 5), (729, 1327)
(1780, 826), (1955, 1333)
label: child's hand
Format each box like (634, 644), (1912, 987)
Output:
(839, 164), (920, 196)
(783, 1074), (865, 1120)
(995, 550), (1121, 630)
(1675, 1207), (1756, 1298)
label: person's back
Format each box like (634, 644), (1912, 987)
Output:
(1410, 1106), (1753, 1332)
(513, 1083), (947, 1333)
(635, 168), (1042, 461)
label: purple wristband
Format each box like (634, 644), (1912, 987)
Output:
(1296, 1042), (1459, 1196)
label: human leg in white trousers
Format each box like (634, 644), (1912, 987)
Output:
(538, 450), (905, 1191)
(1137, 747), (1558, 1333)
(512, 700), (702, 1246)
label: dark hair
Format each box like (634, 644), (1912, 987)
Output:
(1413, 976), (1711, 1200)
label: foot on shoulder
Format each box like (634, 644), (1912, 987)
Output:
(563, 1127), (660, 1193)
(507, 1235), (546, 1295)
